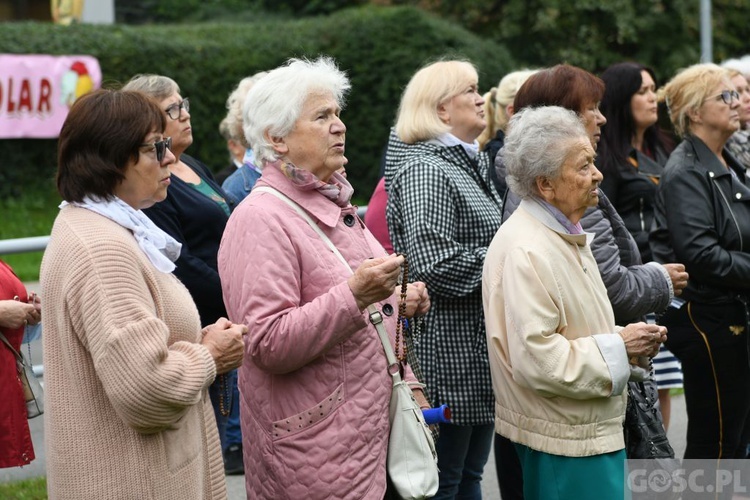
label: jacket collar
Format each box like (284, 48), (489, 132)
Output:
(687, 134), (747, 180)
(519, 198), (593, 247)
(255, 163), (345, 228)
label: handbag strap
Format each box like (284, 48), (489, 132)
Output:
(0, 331), (23, 364)
(252, 186), (402, 375)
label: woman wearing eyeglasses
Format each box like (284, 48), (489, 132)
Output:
(123, 75), (242, 472)
(42, 89), (246, 498)
(651, 63), (750, 459)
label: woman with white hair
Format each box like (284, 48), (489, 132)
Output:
(384, 59), (502, 499)
(483, 106), (665, 499)
(218, 57), (431, 499)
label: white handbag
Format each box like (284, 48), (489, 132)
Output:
(253, 187), (439, 499)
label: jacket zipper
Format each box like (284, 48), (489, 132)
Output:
(639, 198), (646, 232)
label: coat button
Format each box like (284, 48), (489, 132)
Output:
(709, 171), (715, 178)
(343, 214), (355, 227)
(737, 193), (742, 199)
(382, 303), (394, 316)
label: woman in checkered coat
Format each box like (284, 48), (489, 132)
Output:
(384, 60), (503, 499)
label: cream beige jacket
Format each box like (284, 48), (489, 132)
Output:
(482, 199), (630, 457)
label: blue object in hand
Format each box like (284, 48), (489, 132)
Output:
(422, 404), (451, 425)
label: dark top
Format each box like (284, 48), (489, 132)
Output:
(485, 129), (506, 198)
(143, 154), (236, 326)
(599, 146), (668, 263)
(651, 135), (750, 304)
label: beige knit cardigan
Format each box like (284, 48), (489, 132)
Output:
(41, 206), (226, 500)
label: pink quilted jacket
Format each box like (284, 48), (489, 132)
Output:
(218, 166), (417, 499)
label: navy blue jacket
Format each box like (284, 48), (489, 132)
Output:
(143, 154), (236, 326)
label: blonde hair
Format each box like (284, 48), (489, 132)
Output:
(395, 60), (478, 144)
(224, 72), (268, 148)
(658, 63), (732, 138)
(477, 69), (538, 150)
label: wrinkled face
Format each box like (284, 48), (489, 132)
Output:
(273, 92), (347, 182)
(731, 74), (750, 127)
(160, 93), (192, 155)
(580, 101), (607, 150)
(546, 137), (602, 223)
(695, 80), (741, 137)
(439, 80), (486, 143)
(631, 70), (659, 132)
(115, 131), (176, 210)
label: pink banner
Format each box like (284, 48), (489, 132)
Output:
(0, 54), (101, 138)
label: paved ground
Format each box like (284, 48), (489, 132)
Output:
(1, 335), (689, 499)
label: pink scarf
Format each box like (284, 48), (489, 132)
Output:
(270, 160), (354, 208)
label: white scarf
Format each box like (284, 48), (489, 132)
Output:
(60, 196), (182, 273)
(429, 133), (480, 159)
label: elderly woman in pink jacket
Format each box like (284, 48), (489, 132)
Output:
(218, 57), (431, 500)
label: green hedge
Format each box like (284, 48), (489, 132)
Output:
(0, 6), (514, 199)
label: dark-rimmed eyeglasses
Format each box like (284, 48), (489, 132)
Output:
(707, 90), (740, 105)
(165, 98), (190, 120)
(140, 137), (172, 163)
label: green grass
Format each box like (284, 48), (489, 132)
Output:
(0, 188), (61, 282)
(0, 477), (47, 499)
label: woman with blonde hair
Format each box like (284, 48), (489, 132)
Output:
(221, 72), (268, 203)
(385, 59), (502, 499)
(478, 69), (538, 168)
(651, 63), (750, 459)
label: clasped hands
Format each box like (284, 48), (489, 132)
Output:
(201, 318), (247, 374)
(619, 322), (667, 360)
(348, 253), (430, 316)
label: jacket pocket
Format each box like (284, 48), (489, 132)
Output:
(161, 407), (202, 473)
(271, 383), (345, 440)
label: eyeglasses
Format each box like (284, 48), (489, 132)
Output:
(164, 98), (190, 120)
(140, 137), (172, 162)
(707, 90), (740, 105)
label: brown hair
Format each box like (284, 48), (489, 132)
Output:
(57, 89), (166, 202)
(514, 64), (605, 114)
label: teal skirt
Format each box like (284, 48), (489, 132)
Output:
(514, 443), (628, 500)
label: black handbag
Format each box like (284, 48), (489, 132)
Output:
(624, 379), (674, 459)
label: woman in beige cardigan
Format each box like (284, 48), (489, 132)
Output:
(482, 106), (665, 500)
(41, 89), (246, 500)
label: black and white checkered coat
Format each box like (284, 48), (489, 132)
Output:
(384, 129), (503, 425)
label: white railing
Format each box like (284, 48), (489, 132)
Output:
(3, 205), (369, 379)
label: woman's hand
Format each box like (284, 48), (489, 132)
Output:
(662, 263), (689, 296)
(412, 387), (431, 410)
(0, 299), (40, 329)
(619, 322), (667, 358)
(399, 281), (431, 318)
(348, 254), (404, 311)
(201, 317), (247, 374)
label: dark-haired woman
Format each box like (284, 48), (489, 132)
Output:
(42, 89), (245, 498)
(598, 62), (683, 430)
(123, 75), (243, 470)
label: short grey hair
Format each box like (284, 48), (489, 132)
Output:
(243, 57), (350, 164)
(503, 106), (588, 199)
(122, 74), (180, 101)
